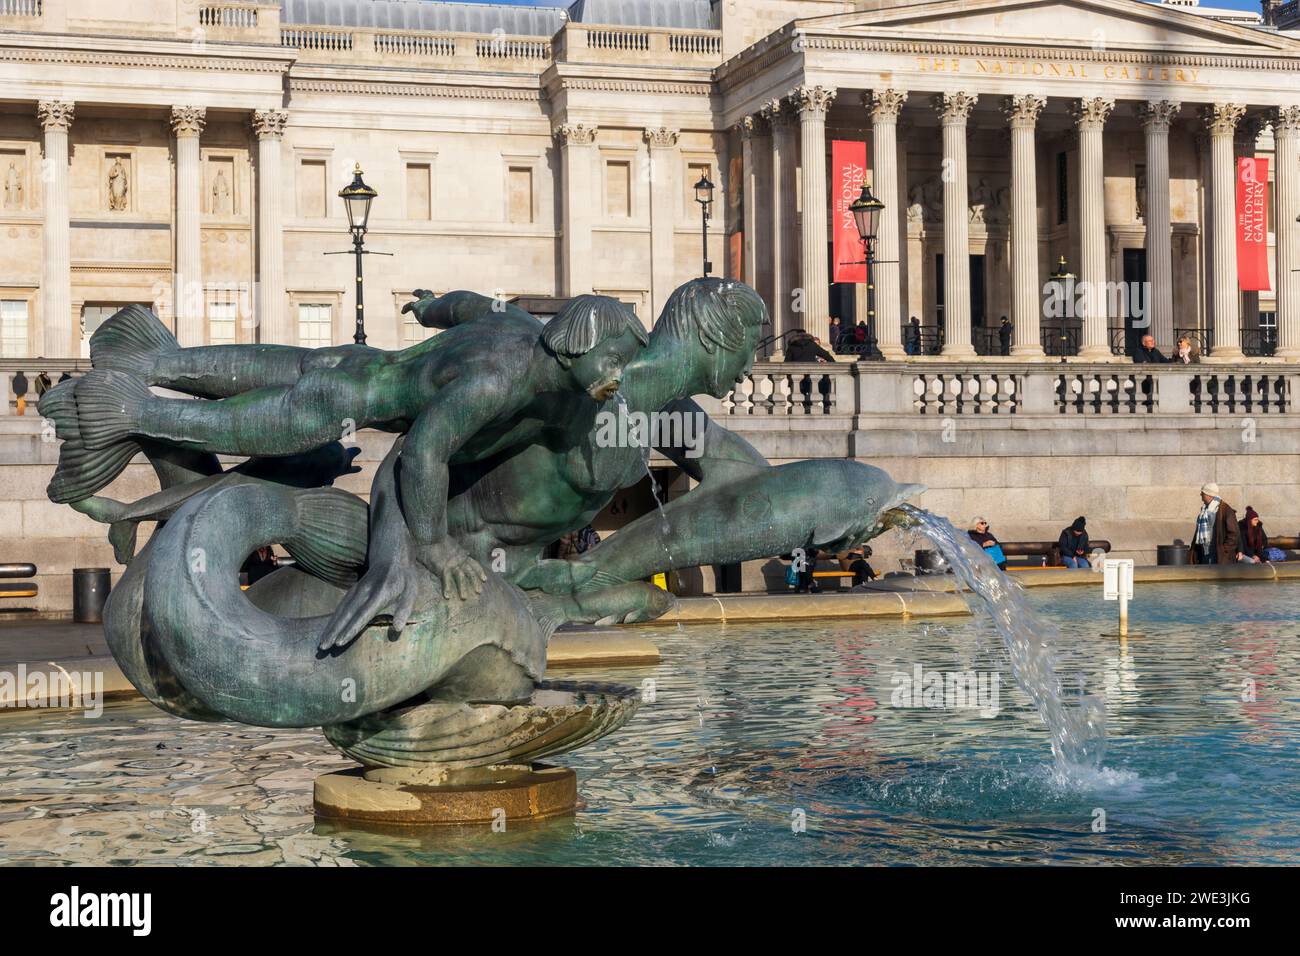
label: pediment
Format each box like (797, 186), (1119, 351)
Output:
(802, 0), (1299, 53)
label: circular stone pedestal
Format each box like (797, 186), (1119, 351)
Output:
(314, 764), (577, 827)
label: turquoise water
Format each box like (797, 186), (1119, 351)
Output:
(0, 581), (1297, 865)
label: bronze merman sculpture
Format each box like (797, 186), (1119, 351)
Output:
(41, 278), (921, 822)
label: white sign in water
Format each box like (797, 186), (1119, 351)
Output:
(1103, 559), (1134, 601)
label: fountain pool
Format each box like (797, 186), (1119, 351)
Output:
(0, 581), (1296, 865)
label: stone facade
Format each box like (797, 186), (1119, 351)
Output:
(2, 1), (1299, 611)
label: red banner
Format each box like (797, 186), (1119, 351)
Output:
(1236, 157), (1270, 292)
(832, 140), (869, 284)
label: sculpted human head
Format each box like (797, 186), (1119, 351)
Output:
(543, 295), (648, 401)
(644, 278), (769, 399)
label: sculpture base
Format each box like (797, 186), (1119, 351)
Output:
(313, 764), (577, 827)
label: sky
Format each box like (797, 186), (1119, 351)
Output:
(449, 0), (1268, 14)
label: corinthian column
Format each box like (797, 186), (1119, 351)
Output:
(252, 109), (288, 344)
(38, 101), (74, 357)
(1005, 94), (1046, 357)
(795, 85), (836, 345)
(738, 117), (758, 288)
(1139, 101), (1179, 352)
(644, 127), (679, 321)
(1072, 97), (1115, 359)
(764, 98), (798, 354)
(868, 89), (907, 359)
(554, 123), (598, 297)
(935, 92), (977, 357)
(171, 106), (207, 345)
(1275, 106), (1300, 360)
(1200, 103), (1246, 359)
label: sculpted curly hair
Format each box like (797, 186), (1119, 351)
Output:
(542, 295), (648, 358)
(651, 278), (769, 354)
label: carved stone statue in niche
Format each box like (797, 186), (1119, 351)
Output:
(211, 168), (231, 215)
(907, 177), (943, 223)
(3, 161), (21, 209)
(107, 157), (129, 212)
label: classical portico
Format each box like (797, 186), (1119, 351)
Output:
(720, 0), (1300, 361)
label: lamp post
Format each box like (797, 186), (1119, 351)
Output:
(694, 172), (714, 277)
(1048, 255), (1077, 359)
(338, 164), (378, 345)
(849, 183), (885, 355)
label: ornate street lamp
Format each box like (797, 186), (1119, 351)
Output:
(328, 164), (383, 346)
(849, 183), (885, 264)
(848, 183), (887, 357)
(694, 172), (714, 277)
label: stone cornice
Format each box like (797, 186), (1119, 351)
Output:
(288, 78), (541, 102)
(0, 43), (292, 74)
(553, 76), (713, 97)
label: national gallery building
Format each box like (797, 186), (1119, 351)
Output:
(2, 0), (1300, 367)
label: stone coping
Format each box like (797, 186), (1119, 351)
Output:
(622, 590), (973, 626)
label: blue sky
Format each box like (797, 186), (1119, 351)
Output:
(454, 0), (1265, 11)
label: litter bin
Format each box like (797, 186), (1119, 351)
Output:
(72, 567), (112, 623)
(1156, 544), (1189, 567)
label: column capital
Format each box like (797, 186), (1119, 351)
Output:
(866, 89), (908, 122)
(1003, 94), (1046, 128)
(251, 109), (289, 140)
(1236, 113), (1267, 154)
(734, 116), (758, 141)
(1070, 97), (1114, 130)
(1138, 100), (1180, 133)
(37, 100), (75, 132)
(1272, 105), (1300, 136)
(934, 92), (978, 125)
(1199, 103), (1246, 137)
(643, 126), (679, 149)
(553, 122), (598, 146)
(170, 106), (207, 138)
(792, 84), (836, 119)
(761, 97), (794, 130)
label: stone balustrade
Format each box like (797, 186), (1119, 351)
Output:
(274, 22), (722, 71)
(716, 362), (1299, 419)
(1, 360), (88, 418)
(0, 0), (42, 19)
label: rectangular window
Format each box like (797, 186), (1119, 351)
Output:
(1, 300), (28, 357)
(507, 166), (533, 224)
(606, 160), (631, 218)
(298, 160), (327, 218)
(406, 163), (431, 220)
(403, 312), (434, 347)
(297, 303), (332, 349)
(209, 301), (237, 346)
(1056, 152), (1069, 225)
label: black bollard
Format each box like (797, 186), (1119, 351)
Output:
(72, 568), (112, 623)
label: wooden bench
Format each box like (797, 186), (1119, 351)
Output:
(0, 563), (38, 602)
(1000, 540), (1112, 569)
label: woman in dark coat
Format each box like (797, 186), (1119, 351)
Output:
(1057, 516), (1091, 568)
(1237, 507), (1270, 564)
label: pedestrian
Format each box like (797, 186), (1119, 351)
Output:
(57, 371), (73, 383)
(1237, 507), (1270, 564)
(828, 317), (843, 349)
(794, 546), (821, 593)
(839, 546), (876, 587)
(10, 369), (27, 416)
(998, 316), (1012, 356)
(34, 370), (52, 396)
(906, 316), (921, 355)
(1057, 516), (1091, 568)
(1132, 333), (1169, 363)
(968, 517), (1007, 571)
(1188, 482), (1240, 565)
(853, 321), (868, 345)
(240, 546), (279, 586)
(785, 332), (834, 363)
(1172, 335), (1199, 365)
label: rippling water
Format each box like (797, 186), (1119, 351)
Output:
(1, 582), (1297, 865)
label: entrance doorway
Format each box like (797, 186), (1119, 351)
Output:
(1122, 248), (1148, 356)
(935, 253), (989, 352)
